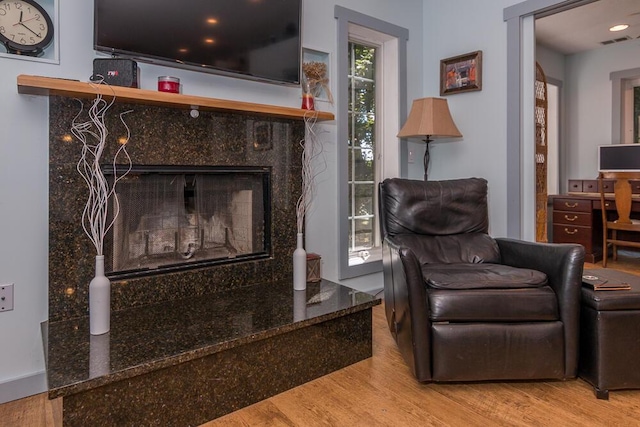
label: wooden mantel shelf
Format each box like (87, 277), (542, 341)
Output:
(17, 75), (335, 121)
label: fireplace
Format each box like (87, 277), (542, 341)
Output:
(31, 78), (376, 427)
(48, 97), (304, 322)
(105, 166), (271, 279)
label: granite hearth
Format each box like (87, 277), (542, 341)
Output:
(44, 279), (379, 426)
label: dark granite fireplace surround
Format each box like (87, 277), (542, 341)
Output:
(49, 96), (303, 322)
(44, 93), (379, 426)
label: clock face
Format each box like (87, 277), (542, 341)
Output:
(0, 0), (53, 53)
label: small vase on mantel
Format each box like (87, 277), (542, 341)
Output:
(301, 82), (315, 111)
(89, 255), (111, 335)
(293, 232), (307, 291)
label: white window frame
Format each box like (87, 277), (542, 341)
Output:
(335, 6), (408, 279)
(347, 39), (379, 265)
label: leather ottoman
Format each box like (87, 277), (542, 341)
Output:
(579, 269), (640, 399)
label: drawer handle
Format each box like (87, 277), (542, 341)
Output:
(564, 228), (579, 235)
(564, 215), (578, 222)
(564, 202), (578, 208)
(605, 203), (610, 208)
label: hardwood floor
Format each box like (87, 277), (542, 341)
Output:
(0, 393), (61, 427)
(1, 258), (639, 427)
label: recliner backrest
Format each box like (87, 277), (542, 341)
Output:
(379, 177), (490, 238)
(392, 233), (500, 264)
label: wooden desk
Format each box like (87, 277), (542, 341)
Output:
(549, 193), (640, 263)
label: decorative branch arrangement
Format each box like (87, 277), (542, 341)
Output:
(71, 80), (133, 256)
(296, 111), (326, 234)
(302, 61), (334, 104)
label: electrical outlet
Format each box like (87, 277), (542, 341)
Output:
(408, 150), (415, 164)
(0, 284), (14, 312)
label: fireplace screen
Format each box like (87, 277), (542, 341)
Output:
(105, 166), (270, 277)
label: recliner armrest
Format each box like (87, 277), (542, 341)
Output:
(383, 236), (432, 382)
(495, 238), (584, 296)
(495, 238), (585, 378)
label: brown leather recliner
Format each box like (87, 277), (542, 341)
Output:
(379, 177), (585, 382)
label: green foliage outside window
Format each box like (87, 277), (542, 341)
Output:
(348, 43), (377, 255)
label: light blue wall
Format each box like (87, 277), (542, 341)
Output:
(536, 44), (566, 82)
(564, 41), (640, 181)
(0, 0), (424, 400)
(422, 0), (522, 236)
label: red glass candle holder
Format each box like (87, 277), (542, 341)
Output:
(301, 93), (314, 110)
(158, 76), (180, 93)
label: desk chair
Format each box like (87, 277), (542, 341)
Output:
(599, 171), (640, 267)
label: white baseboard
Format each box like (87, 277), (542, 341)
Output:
(0, 371), (47, 404)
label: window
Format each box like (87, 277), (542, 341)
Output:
(335, 7), (408, 279)
(623, 78), (640, 144)
(348, 42), (378, 266)
(610, 68), (640, 145)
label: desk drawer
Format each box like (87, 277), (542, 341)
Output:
(594, 200), (640, 219)
(568, 180), (583, 192)
(597, 180), (640, 194)
(600, 180), (614, 193)
(552, 224), (592, 249)
(582, 180), (598, 193)
(553, 211), (591, 227)
(553, 198), (592, 213)
(594, 199), (615, 210)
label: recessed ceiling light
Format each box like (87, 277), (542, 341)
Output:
(204, 38), (215, 44)
(206, 18), (218, 24)
(609, 24), (629, 32)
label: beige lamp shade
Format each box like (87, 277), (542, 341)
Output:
(397, 97), (462, 139)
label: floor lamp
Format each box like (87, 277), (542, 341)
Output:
(397, 97), (462, 180)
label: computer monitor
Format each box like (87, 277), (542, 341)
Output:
(598, 144), (640, 172)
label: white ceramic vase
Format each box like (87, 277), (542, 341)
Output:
(89, 255), (111, 335)
(293, 232), (307, 291)
(293, 289), (307, 322)
(89, 332), (111, 378)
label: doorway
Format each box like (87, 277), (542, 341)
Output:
(504, 0), (635, 240)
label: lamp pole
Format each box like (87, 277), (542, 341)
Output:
(423, 136), (432, 180)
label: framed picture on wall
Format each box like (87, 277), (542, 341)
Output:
(440, 50), (482, 96)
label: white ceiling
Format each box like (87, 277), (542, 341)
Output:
(535, 0), (640, 55)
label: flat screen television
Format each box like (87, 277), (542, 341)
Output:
(94, 0), (302, 85)
(599, 144), (640, 172)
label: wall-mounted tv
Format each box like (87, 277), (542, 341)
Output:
(599, 144), (640, 172)
(94, 0), (302, 85)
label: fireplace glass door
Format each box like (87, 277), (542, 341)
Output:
(106, 166), (270, 278)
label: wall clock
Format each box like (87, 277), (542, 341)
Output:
(0, 0), (54, 57)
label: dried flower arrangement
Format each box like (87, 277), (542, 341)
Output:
(302, 61), (333, 104)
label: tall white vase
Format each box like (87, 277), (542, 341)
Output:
(89, 332), (111, 378)
(293, 232), (307, 291)
(293, 289), (307, 322)
(90, 255), (111, 335)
